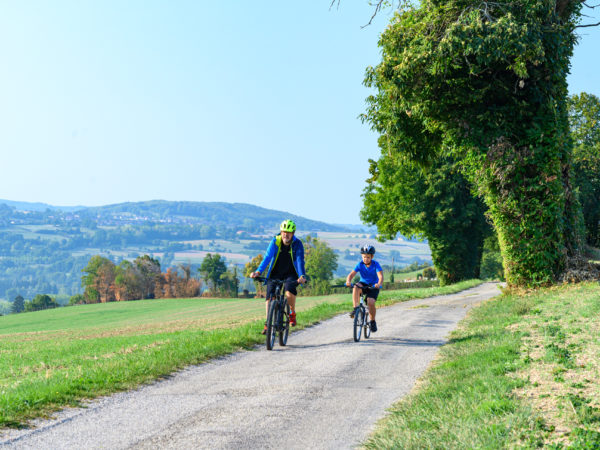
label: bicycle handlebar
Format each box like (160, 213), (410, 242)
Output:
(330, 283), (375, 289)
(252, 275), (309, 283)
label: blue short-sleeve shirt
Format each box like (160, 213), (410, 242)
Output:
(354, 260), (383, 285)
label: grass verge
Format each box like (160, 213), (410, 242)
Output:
(0, 279), (481, 429)
(363, 281), (600, 449)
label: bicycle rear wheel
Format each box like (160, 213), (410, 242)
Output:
(266, 300), (278, 350)
(353, 306), (363, 342)
(279, 299), (290, 346)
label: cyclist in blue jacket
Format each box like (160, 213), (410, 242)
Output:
(251, 219), (307, 334)
(345, 244), (383, 332)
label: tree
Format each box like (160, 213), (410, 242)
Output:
(199, 253), (227, 293)
(68, 294), (86, 306)
(134, 255), (161, 299)
(174, 264), (201, 298)
(81, 255), (116, 303)
(114, 260), (143, 301)
(244, 254), (264, 296)
(568, 93), (600, 248)
(220, 267), (240, 297)
(422, 267), (436, 280)
(363, 0), (594, 287)
(362, 156), (490, 285)
(480, 235), (505, 281)
(303, 235), (338, 281)
(11, 294), (24, 314)
(24, 294), (58, 312)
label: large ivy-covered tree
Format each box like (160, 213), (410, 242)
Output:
(361, 155), (490, 284)
(363, 0), (595, 286)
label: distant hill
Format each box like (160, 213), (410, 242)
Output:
(0, 199), (348, 231)
(0, 199), (85, 213)
(81, 200), (347, 232)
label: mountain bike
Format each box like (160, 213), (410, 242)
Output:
(331, 283), (373, 342)
(351, 284), (372, 342)
(255, 277), (291, 350)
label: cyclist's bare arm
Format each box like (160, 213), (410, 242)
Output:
(346, 270), (357, 286)
(374, 271), (384, 289)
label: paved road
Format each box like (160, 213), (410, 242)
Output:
(1, 283), (501, 449)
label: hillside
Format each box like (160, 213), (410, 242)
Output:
(0, 200), (431, 305)
(81, 200), (345, 231)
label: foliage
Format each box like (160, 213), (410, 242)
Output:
(68, 294), (86, 306)
(244, 254), (265, 296)
(568, 92), (600, 247)
(155, 265), (201, 299)
(303, 235), (338, 281)
(363, 0), (585, 286)
(24, 294), (58, 312)
(422, 267), (436, 280)
(199, 253), (228, 293)
(244, 253), (263, 277)
(219, 268), (240, 297)
(134, 255), (162, 299)
(81, 255), (115, 303)
(361, 156), (489, 285)
(80, 255), (201, 303)
(11, 295), (25, 314)
(397, 261), (431, 274)
(480, 234), (506, 281)
(0, 300), (11, 315)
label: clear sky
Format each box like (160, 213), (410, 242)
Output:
(1, 2), (598, 224)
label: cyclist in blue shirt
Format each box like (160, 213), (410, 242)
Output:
(251, 219), (307, 334)
(345, 244), (383, 332)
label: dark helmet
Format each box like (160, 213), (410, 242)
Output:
(360, 244), (375, 255)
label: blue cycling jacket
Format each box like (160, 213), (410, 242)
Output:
(256, 234), (306, 279)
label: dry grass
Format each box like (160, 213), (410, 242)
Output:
(511, 283), (600, 445)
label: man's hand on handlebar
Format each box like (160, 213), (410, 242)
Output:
(250, 271), (260, 278)
(298, 275), (307, 284)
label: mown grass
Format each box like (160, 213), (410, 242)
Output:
(363, 282), (600, 449)
(0, 279), (481, 428)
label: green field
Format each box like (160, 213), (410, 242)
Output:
(364, 282), (600, 448)
(0, 280), (480, 428)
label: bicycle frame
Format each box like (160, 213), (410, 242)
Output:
(345, 283), (372, 342)
(254, 277), (290, 350)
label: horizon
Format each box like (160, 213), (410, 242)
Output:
(0, 198), (370, 226)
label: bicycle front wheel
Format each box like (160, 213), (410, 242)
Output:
(364, 315), (371, 339)
(353, 306), (363, 342)
(279, 299), (290, 346)
(266, 300), (278, 350)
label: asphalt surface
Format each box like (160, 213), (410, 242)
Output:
(1, 282), (501, 449)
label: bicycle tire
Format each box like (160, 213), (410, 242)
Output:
(279, 299), (290, 346)
(266, 299), (277, 350)
(353, 306), (363, 342)
(364, 316), (371, 339)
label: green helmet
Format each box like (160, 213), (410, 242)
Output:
(280, 219), (296, 233)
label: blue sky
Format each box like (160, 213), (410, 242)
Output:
(0, 2), (598, 224)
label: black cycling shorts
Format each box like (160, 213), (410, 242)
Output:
(356, 281), (380, 301)
(266, 276), (299, 300)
